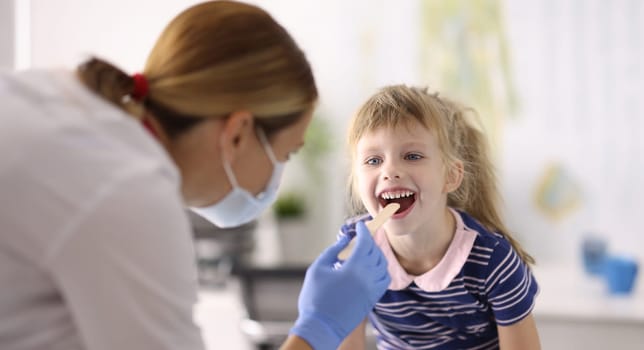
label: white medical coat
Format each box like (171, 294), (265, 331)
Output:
(0, 70), (205, 350)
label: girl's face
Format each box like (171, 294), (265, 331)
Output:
(354, 120), (453, 235)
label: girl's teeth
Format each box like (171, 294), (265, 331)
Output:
(381, 191), (413, 200)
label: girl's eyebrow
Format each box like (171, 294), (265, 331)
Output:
(359, 141), (428, 153)
(400, 141), (428, 149)
(359, 146), (381, 153)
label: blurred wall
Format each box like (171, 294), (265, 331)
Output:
(0, 0), (15, 69)
(502, 0), (644, 265)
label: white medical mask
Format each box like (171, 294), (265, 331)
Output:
(190, 128), (285, 228)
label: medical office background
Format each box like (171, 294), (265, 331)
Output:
(1, 0), (643, 349)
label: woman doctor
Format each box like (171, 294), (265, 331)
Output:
(0, 1), (389, 350)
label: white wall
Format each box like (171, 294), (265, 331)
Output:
(28, 0), (202, 71)
(0, 0), (15, 69)
(502, 0), (644, 265)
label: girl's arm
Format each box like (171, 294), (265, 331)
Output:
(497, 313), (541, 350)
(280, 319), (367, 350)
(338, 319), (367, 350)
(280, 319), (366, 350)
(279, 335), (312, 350)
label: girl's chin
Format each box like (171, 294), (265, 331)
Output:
(382, 222), (417, 237)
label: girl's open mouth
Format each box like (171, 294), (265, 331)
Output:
(378, 190), (416, 217)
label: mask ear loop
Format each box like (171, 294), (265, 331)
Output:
(222, 159), (240, 188)
(255, 127), (283, 200)
(256, 127), (278, 165)
(222, 126), (267, 190)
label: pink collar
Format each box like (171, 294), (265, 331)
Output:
(374, 208), (478, 292)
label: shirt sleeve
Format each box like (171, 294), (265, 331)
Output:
(484, 239), (539, 326)
(46, 165), (205, 350)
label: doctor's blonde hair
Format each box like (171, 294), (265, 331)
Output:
(347, 85), (534, 265)
(77, 0), (317, 138)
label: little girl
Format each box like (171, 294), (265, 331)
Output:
(338, 85), (540, 349)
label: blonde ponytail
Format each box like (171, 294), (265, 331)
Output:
(76, 57), (143, 116)
(444, 102), (534, 265)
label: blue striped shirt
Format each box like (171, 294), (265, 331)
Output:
(339, 209), (539, 349)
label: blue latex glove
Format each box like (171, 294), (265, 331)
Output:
(290, 221), (390, 349)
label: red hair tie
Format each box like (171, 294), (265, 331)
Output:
(131, 73), (149, 101)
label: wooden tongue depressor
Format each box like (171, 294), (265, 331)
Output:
(337, 203), (400, 260)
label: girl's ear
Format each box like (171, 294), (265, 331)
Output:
(444, 160), (464, 193)
(219, 110), (254, 163)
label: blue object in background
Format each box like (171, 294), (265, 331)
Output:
(602, 256), (639, 295)
(581, 235), (608, 275)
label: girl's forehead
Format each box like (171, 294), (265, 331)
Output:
(361, 121), (433, 139)
(355, 123), (439, 153)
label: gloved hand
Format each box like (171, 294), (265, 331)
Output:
(290, 221), (390, 349)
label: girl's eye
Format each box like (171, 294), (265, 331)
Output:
(405, 153), (423, 161)
(365, 157), (382, 166)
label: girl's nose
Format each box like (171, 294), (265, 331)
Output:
(382, 162), (401, 180)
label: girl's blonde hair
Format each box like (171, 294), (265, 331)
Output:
(77, 0), (317, 138)
(347, 85), (534, 265)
